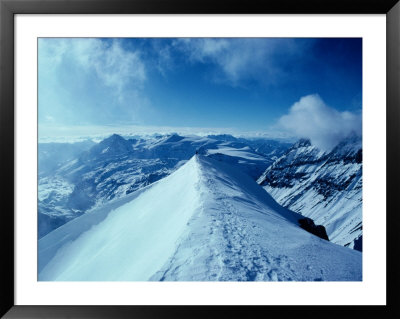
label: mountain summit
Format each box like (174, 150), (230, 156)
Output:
(39, 155), (361, 281)
(82, 133), (133, 160)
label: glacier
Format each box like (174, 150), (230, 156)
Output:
(39, 155), (362, 281)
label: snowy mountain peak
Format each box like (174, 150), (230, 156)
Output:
(207, 134), (238, 142)
(291, 138), (312, 149)
(82, 134), (132, 160)
(98, 133), (130, 148)
(39, 154), (361, 281)
(258, 136), (362, 251)
(162, 133), (185, 144)
(108, 133), (125, 141)
(330, 134), (362, 160)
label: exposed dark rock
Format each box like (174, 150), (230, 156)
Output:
(355, 149), (362, 164)
(298, 217), (329, 241)
(345, 235), (362, 252)
(353, 235), (362, 252)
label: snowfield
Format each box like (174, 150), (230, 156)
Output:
(39, 155), (361, 281)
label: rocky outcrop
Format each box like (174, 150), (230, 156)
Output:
(298, 218), (329, 241)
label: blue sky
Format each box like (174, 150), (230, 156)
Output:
(38, 38), (362, 144)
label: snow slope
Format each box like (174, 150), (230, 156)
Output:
(205, 144), (272, 179)
(39, 155), (361, 281)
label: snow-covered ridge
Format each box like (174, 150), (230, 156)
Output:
(258, 135), (362, 251)
(38, 133), (288, 238)
(39, 155), (361, 281)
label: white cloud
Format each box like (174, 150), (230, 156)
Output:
(277, 94), (362, 150)
(173, 38), (299, 86)
(39, 38), (146, 93)
(38, 38), (150, 125)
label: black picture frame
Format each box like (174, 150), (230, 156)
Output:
(1, 0), (399, 318)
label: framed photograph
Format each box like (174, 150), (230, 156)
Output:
(1, 0), (399, 317)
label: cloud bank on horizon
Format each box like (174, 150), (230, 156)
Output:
(278, 94), (362, 150)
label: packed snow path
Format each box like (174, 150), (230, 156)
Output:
(39, 155), (361, 281)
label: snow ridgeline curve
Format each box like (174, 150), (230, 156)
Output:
(39, 155), (362, 281)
